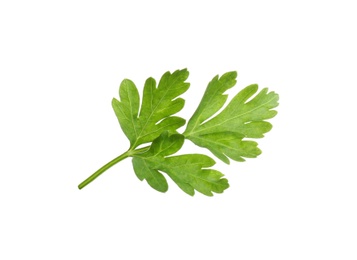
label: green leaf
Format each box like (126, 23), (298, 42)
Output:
(78, 69), (279, 195)
(185, 71), (237, 132)
(132, 132), (229, 196)
(112, 69), (190, 148)
(184, 72), (279, 164)
(132, 157), (169, 192)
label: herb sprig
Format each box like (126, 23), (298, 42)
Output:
(78, 69), (279, 196)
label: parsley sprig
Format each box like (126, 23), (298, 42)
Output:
(78, 69), (279, 196)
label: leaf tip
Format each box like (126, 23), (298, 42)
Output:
(222, 71), (238, 80)
(173, 68), (189, 79)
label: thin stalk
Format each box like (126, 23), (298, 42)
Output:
(78, 146), (149, 189)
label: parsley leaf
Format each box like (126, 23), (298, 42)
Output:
(78, 69), (279, 196)
(132, 131), (229, 196)
(184, 72), (279, 164)
(112, 69), (190, 149)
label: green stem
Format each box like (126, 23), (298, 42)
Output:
(78, 146), (149, 189)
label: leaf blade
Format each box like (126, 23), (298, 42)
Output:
(185, 74), (279, 164)
(112, 69), (190, 149)
(132, 157), (168, 193)
(132, 132), (229, 196)
(112, 79), (140, 145)
(185, 71), (237, 134)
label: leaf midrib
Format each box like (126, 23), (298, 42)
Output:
(186, 80), (226, 135)
(189, 134), (244, 151)
(187, 96), (277, 137)
(132, 75), (181, 148)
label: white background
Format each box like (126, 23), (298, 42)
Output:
(1, 0), (356, 259)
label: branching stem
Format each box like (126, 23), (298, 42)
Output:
(78, 146), (149, 189)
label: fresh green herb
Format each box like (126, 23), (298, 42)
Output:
(132, 131), (229, 196)
(112, 69), (189, 149)
(78, 69), (279, 196)
(184, 72), (279, 164)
